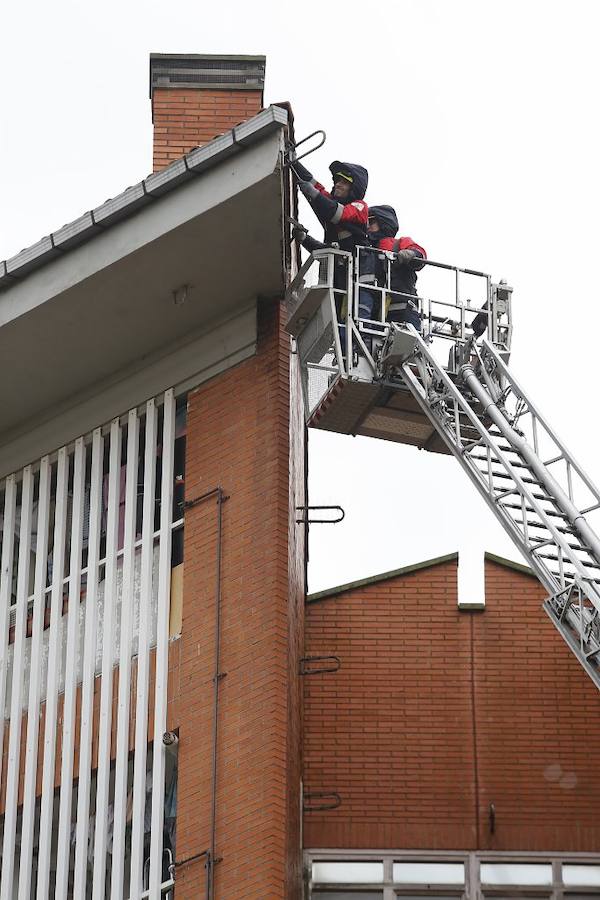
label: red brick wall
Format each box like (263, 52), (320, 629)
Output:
(304, 557), (475, 850)
(152, 88), (263, 171)
(474, 559), (600, 851)
(172, 298), (305, 899)
(303, 556), (600, 852)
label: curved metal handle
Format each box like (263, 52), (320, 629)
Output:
(303, 791), (341, 812)
(300, 655), (341, 675)
(286, 129), (326, 164)
(296, 505), (345, 525)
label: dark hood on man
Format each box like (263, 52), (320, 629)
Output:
(328, 160), (369, 202)
(368, 204), (399, 238)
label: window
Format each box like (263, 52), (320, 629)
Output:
(307, 853), (600, 899)
(312, 894), (383, 900)
(312, 862), (384, 884)
(481, 863), (552, 887)
(563, 866), (600, 888)
(393, 863), (464, 885)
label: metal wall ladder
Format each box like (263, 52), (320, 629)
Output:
(391, 328), (600, 687)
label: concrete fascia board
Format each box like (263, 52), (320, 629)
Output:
(0, 127), (283, 330)
(0, 104), (287, 293)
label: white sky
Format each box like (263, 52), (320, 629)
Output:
(2, 0), (599, 595)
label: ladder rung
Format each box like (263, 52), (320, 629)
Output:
(485, 461), (562, 483)
(498, 489), (561, 505)
(531, 491), (557, 502)
(512, 517), (575, 534)
(550, 574), (600, 587)
(534, 536), (595, 555)
(470, 437), (523, 455)
(471, 454), (529, 470)
(481, 478), (562, 507)
(480, 469), (544, 488)
(536, 551), (600, 569)
(485, 476), (564, 504)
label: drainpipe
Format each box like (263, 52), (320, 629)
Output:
(182, 486), (228, 899)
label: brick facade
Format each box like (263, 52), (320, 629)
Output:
(171, 298), (305, 899)
(0, 297), (305, 899)
(152, 88), (263, 172)
(303, 555), (600, 852)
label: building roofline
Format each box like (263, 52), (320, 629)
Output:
(306, 552), (459, 604)
(306, 550), (537, 604)
(0, 104), (288, 292)
(484, 551), (536, 577)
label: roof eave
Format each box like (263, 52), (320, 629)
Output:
(0, 104), (289, 291)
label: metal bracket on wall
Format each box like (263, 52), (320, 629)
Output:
(489, 802), (496, 834)
(299, 655), (341, 675)
(303, 792), (342, 813)
(295, 505), (345, 525)
(184, 491), (230, 511)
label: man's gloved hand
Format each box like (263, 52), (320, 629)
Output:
(298, 180), (319, 201)
(291, 160), (314, 182)
(292, 225), (308, 244)
(396, 249), (417, 265)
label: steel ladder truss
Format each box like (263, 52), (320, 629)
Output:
(394, 331), (600, 688)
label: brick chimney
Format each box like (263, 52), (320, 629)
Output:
(149, 53), (266, 172)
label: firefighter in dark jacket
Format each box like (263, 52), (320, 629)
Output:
(367, 204), (426, 331)
(291, 159), (376, 322)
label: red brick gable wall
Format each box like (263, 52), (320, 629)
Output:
(303, 557), (600, 852)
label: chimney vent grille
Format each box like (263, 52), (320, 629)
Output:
(150, 54), (266, 96)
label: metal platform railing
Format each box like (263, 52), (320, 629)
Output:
(285, 247), (512, 421)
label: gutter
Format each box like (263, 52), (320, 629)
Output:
(0, 105), (288, 291)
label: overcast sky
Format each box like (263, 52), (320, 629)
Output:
(2, 0), (599, 596)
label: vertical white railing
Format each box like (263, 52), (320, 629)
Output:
(130, 399), (158, 897)
(54, 436), (86, 898)
(73, 427), (104, 898)
(149, 389), (176, 895)
(37, 446), (68, 898)
(0, 476), (16, 815)
(0, 389), (180, 899)
(0, 466), (33, 900)
(18, 456), (51, 900)
(111, 408), (140, 899)
(92, 420), (122, 900)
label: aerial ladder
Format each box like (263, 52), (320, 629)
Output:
(285, 246), (600, 689)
